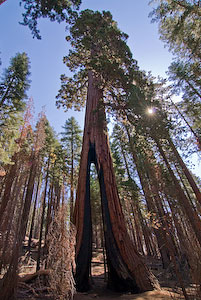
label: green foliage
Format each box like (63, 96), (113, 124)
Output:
(149, 0), (201, 62)
(167, 60), (201, 134)
(19, 0), (81, 39)
(56, 10), (137, 111)
(0, 52), (30, 113)
(50, 143), (68, 184)
(61, 117), (82, 152)
(61, 116), (82, 178)
(111, 125), (139, 196)
(35, 116), (68, 184)
(110, 126), (126, 182)
(0, 112), (23, 165)
(126, 74), (172, 140)
(43, 118), (57, 153)
(168, 60), (201, 98)
(149, 0), (201, 148)
(90, 164), (101, 224)
(0, 53), (31, 165)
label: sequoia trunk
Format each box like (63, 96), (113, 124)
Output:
(74, 71), (159, 293)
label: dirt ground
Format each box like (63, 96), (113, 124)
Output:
(16, 244), (190, 299)
(74, 290), (183, 300)
(74, 250), (184, 300)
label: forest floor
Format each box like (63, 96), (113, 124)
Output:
(15, 240), (197, 299)
(74, 249), (184, 300)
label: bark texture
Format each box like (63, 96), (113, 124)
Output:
(74, 71), (160, 293)
(0, 154), (37, 300)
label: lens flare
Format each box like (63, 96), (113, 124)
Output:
(147, 107), (154, 114)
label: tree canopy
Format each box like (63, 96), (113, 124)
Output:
(56, 9), (138, 112)
(149, 0), (201, 62)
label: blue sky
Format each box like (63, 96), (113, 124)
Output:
(1, 0), (200, 176)
(0, 0), (173, 132)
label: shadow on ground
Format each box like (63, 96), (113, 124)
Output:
(74, 273), (183, 300)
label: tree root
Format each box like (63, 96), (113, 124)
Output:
(18, 269), (51, 283)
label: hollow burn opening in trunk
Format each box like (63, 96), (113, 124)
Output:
(75, 143), (139, 293)
(90, 162), (107, 288)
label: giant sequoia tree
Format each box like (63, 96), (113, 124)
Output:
(57, 9), (159, 293)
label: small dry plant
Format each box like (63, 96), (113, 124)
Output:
(46, 206), (76, 300)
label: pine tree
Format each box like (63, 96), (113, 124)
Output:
(149, 0), (201, 62)
(0, 53), (31, 165)
(61, 117), (82, 221)
(0, 52), (30, 110)
(149, 0), (201, 145)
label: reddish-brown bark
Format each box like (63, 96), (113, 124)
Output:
(0, 153), (38, 300)
(0, 157), (18, 227)
(125, 129), (172, 268)
(167, 136), (201, 205)
(0, 0), (7, 6)
(155, 139), (201, 247)
(74, 71), (159, 293)
(28, 176), (40, 249)
(70, 137), (74, 222)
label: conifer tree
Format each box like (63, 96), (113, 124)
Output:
(149, 0), (201, 142)
(0, 53), (31, 165)
(57, 9), (159, 293)
(0, 112), (46, 300)
(0, 52), (30, 110)
(61, 117), (82, 221)
(149, 0), (201, 62)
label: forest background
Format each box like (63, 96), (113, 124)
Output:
(0, 0), (201, 299)
(2, 0), (200, 177)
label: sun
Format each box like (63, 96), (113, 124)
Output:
(147, 107), (154, 115)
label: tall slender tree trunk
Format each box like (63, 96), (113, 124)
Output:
(45, 182), (54, 243)
(0, 172), (28, 273)
(0, 153), (38, 300)
(61, 177), (65, 207)
(144, 159), (178, 257)
(0, 171), (20, 232)
(74, 71), (159, 293)
(170, 99), (201, 149)
(120, 143), (155, 256)
(125, 128), (171, 268)
(155, 139), (201, 247)
(70, 139), (74, 222)
(28, 176), (40, 249)
(119, 143), (141, 249)
(36, 156), (50, 271)
(174, 162), (201, 214)
(185, 78), (201, 99)
(138, 208), (156, 257)
(55, 183), (61, 210)
(0, 156), (18, 227)
(167, 136), (201, 205)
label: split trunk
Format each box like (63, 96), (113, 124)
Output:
(73, 71), (159, 293)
